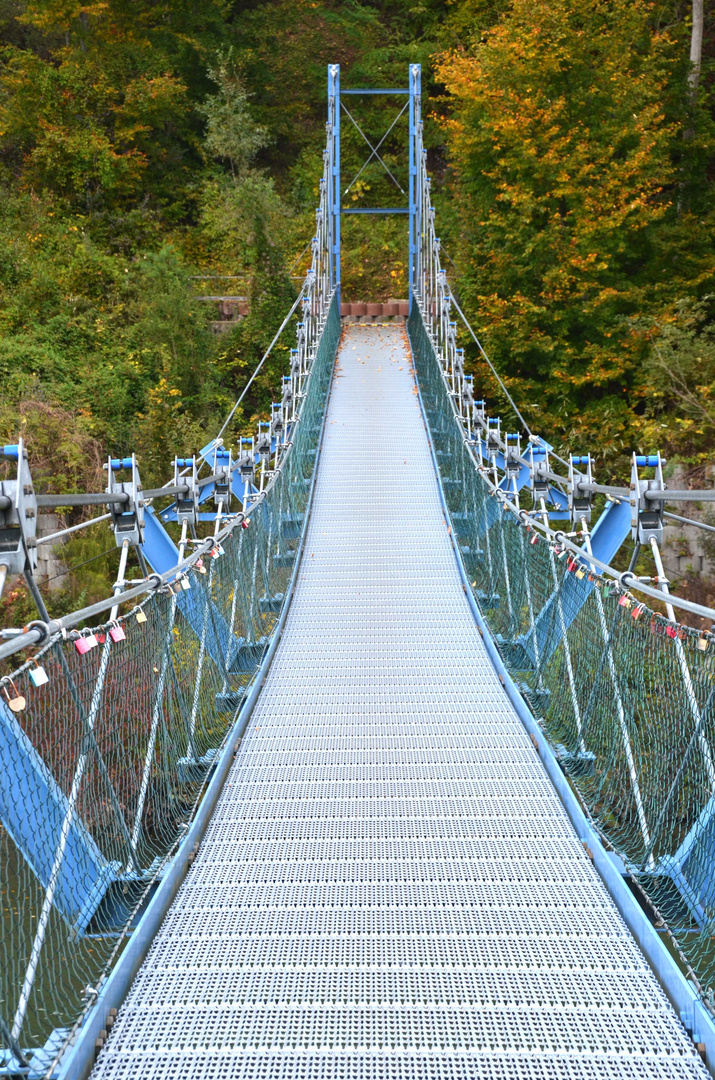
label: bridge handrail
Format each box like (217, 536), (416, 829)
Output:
(408, 99), (715, 1010)
(0, 117), (342, 1067)
(409, 74), (715, 1012)
(408, 59), (715, 626)
(411, 294), (715, 1010)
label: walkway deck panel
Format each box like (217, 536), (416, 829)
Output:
(91, 325), (708, 1079)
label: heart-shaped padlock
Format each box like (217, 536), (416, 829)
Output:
(2, 680), (26, 712)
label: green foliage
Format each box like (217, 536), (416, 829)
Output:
(0, 0), (712, 619)
(435, 0), (715, 469)
(199, 52), (269, 178)
(645, 296), (715, 462)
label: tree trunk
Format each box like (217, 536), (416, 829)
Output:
(689, 0), (704, 104)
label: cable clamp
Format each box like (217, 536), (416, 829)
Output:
(25, 620), (51, 646)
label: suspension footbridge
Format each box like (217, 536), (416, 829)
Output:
(2, 66), (715, 1080)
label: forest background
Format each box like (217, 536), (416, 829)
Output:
(0, 0), (713, 617)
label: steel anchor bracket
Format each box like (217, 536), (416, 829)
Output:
(104, 454), (144, 547)
(0, 439), (38, 575)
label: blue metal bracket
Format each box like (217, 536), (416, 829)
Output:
(140, 507), (180, 578)
(631, 452), (665, 546)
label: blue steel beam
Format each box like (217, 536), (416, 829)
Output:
(140, 507), (180, 577)
(330, 64), (340, 304)
(0, 699), (118, 935)
(511, 497), (632, 668)
(139, 508), (231, 670)
(649, 795), (715, 931)
(341, 89), (409, 95)
(408, 64), (419, 311)
(341, 208), (408, 214)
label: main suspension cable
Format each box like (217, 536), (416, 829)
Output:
(214, 281), (308, 445)
(449, 293), (534, 439)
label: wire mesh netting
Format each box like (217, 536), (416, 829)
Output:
(409, 301), (715, 1014)
(0, 296), (340, 1072)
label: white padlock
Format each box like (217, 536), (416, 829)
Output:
(29, 665), (49, 688)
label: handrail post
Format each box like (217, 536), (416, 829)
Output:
(581, 520), (653, 863)
(408, 64), (420, 312)
(540, 498), (588, 757)
(328, 65), (340, 305)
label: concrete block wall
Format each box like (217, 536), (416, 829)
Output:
(340, 300), (408, 324)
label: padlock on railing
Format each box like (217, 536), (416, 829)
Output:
(2, 679), (26, 712)
(29, 662), (49, 687)
(75, 632), (98, 654)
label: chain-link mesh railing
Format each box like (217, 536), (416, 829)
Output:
(409, 298), (715, 1012)
(0, 294), (339, 1073)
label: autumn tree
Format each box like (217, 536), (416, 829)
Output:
(437, 0), (712, 461)
(0, 0), (228, 211)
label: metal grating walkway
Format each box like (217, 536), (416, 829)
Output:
(91, 325), (709, 1079)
